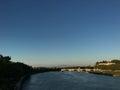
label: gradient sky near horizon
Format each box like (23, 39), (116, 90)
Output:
(0, 0), (120, 66)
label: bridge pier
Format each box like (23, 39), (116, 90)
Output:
(61, 68), (94, 72)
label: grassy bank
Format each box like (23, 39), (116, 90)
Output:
(90, 71), (120, 77)
(93, 60), (120, 77)
(0, 79), (16, 90)
(0, 73), (31, 90)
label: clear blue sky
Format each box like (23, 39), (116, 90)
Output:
(0, 0), (120, 66)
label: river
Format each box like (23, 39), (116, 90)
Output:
(22, 71), (120, 90)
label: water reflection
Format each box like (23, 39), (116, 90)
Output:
(22, 71), (120, 90)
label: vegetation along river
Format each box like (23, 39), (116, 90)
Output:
(22, 71), (120, 90)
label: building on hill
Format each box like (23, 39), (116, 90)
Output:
(97, 62), (115, 66)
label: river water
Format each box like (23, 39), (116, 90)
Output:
(22, 71), (120, 90)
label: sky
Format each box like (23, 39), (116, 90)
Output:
(0, 0), (120, 67)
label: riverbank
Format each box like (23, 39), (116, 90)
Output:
(89, 71), (120, 77)
(14, 69), (61, 90)
(0, 69), (60, 90)
(0, 74), (31, 90)
(14, 74), (30, 90)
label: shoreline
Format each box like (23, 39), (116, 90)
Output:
(89, 71), (120, 77)
(14, 74), (30, 90)
(14, 70), (120, 90)
(14, 70), (60, 90)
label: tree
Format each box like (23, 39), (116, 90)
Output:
(111, 59), (120, 64)
(0, 55), (11, 64)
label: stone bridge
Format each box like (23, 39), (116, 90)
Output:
(61, 68), (95, 72)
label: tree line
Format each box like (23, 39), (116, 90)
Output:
(0, 54), (61, 90)
(0, 55), (33, 90)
